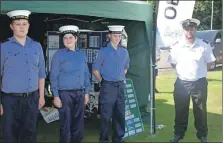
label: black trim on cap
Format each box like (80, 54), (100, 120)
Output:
(60, 30), (79, 35)
(11, 15), (29, 20)
(182, 22), (197, 28)
(109, 31), (122, 34)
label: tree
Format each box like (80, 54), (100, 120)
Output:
(147, 0), (222, 30)
(193, 1), (222, 30)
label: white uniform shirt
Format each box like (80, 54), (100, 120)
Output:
(168, 38), (216, 81)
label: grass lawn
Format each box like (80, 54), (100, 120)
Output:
(35, 70), (222, 142)
(125, 70), (222, 142)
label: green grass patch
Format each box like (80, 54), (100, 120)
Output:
(36, 71), (222, 142)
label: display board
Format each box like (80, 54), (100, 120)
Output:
(124, 78), (144, 138)
(46, 30), (127, 73)
(46, 31), (109, 73)
(77, 31), (109, 83)
(46, 31), (64, 72)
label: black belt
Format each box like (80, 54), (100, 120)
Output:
(102, 79), (124, 84)
(59, 89), (83, 92)
(2, 90), (37, 97)
(177, 77), (206, 83)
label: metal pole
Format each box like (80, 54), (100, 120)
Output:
(150, 0), (159, 136)
(211, 0), (214, 30)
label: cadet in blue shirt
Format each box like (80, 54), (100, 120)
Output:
(0, 10), (46, 143)
(50, 25), (91, 143)
(92, 25), (130, 143)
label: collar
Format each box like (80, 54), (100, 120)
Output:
(181, 38), (198, 48)
(9, 36), (33, 44)
(66, 47), (80, 52)
(108, 42), (122, 50)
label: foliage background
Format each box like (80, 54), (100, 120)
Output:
(147, 0), (222, 30)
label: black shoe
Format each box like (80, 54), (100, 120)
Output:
(170, 135), (183, 143)
(199, 137), (208, 143)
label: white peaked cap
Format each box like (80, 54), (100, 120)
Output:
(7, 10), (31, 19)
(59, 25), (79, 34)
(180, 18), (200, 28)
(107, 25), (125, 32)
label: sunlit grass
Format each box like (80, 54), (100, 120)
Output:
(36, 70), (222, 142)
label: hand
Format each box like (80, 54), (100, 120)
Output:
(84, 94), (89, 105)
(0, 104), (3, 115)
(38, 97), (45, 110)
(53, 97), (62, 108)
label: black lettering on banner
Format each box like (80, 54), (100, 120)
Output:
(167, 0), (179, 6)
(164, 7), (177, 19)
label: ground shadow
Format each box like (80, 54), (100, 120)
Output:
(207, 79), (222, 82)
(156, 92), (174, 94)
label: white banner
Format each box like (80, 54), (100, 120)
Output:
(156, 1), (195, 49)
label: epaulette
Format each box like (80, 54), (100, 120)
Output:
(172, 41), (178, 46)
(202, 39), (209, 44)
(0, 39), (9, 43)
(119, 45), (127, 49)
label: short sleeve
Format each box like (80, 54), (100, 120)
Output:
(92, 49), (104, 71)
(204, 44), (216, 63)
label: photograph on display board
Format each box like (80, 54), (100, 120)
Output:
(47, 31), (65, 49)
(88, 32), (101, 49)
(48, 35), (60, 49)
(89, 36), (100, 48)
(78, 34), (88, 49)
(102, 31), (109, 47)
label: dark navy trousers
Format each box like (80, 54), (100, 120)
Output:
(99, 80), (125, 143)
(173, 77), (208, 139)
(58, 89), (85, 143)
(1, 91), (39, 143)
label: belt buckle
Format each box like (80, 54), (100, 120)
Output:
(23, 92), (29, 97)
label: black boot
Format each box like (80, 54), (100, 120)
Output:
(170, 135), (183, 143)
(198, 137), (208, 143)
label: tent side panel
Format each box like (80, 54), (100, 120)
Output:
(1, 1), (148, 21)
(125, 21), (151, 109)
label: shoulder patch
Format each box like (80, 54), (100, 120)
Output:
(172, 41), (178, 46)
(0, 39), (9, 43)
(202, 39), (209, 44)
